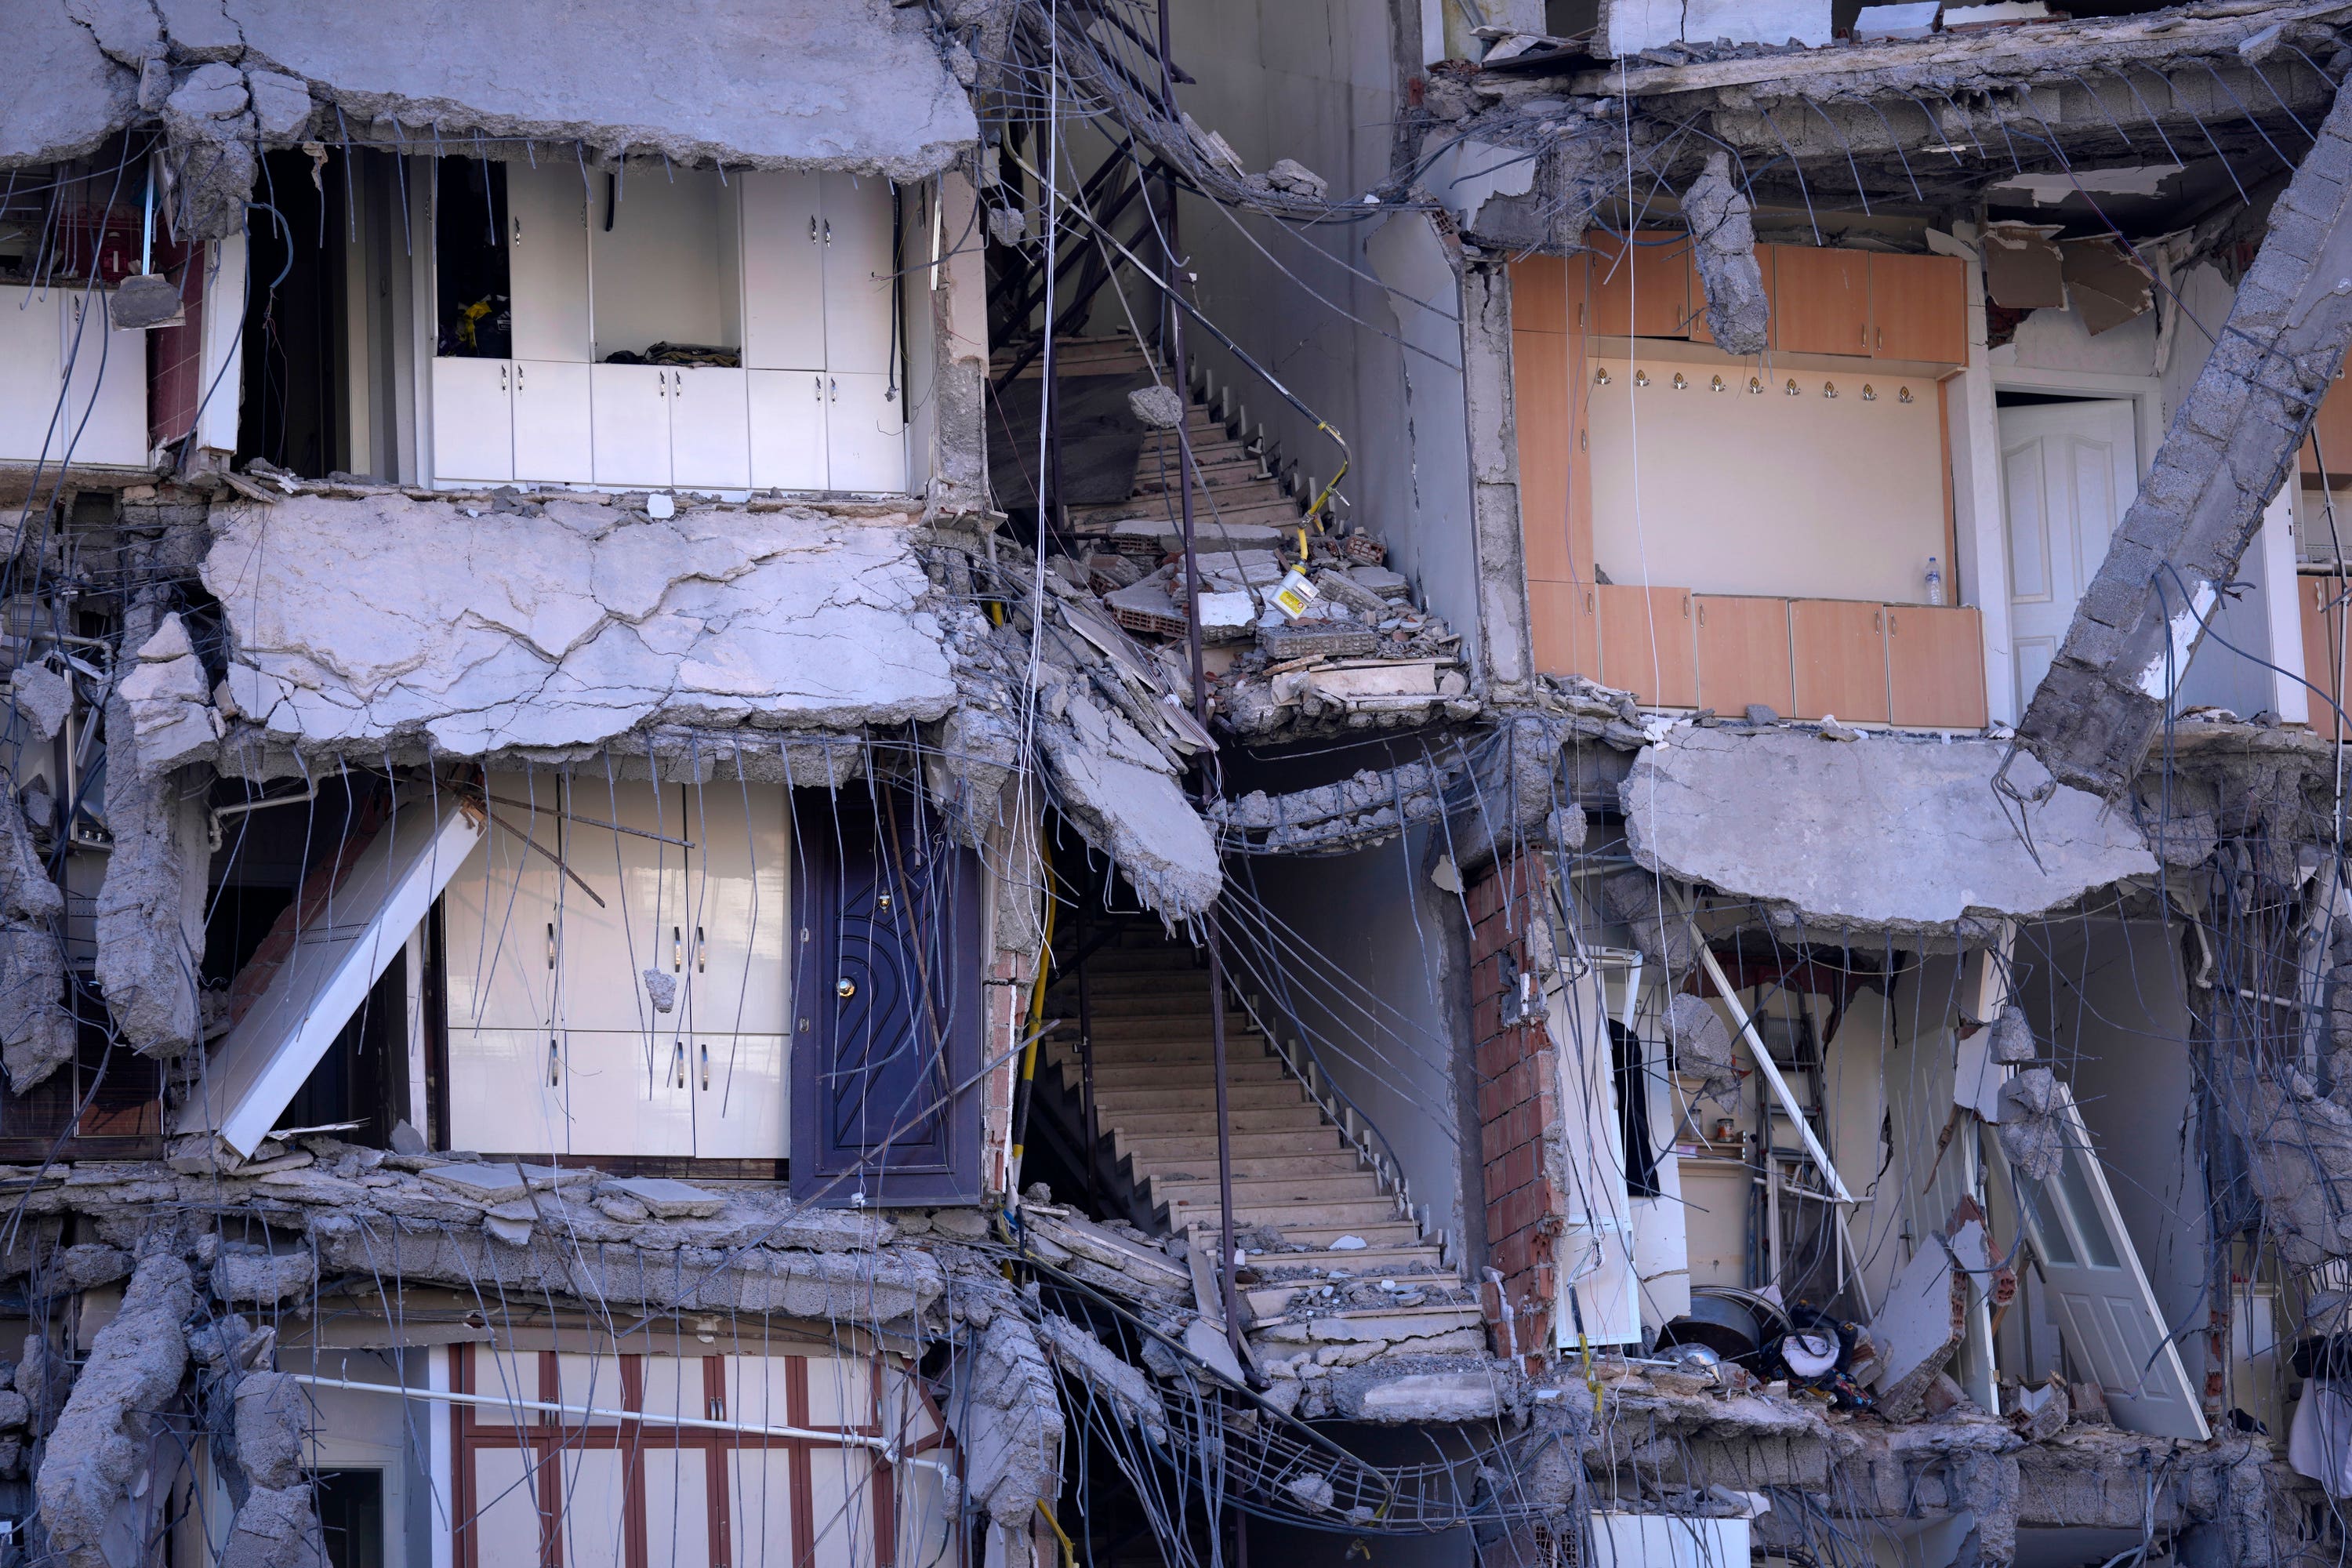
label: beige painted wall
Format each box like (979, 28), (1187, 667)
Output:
(1584, 352), (1951, 603)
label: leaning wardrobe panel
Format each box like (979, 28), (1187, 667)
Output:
(791, 785), (983, 1204)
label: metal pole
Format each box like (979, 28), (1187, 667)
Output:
(1076, 890), (1099, 1207)
(1154, 0), (1246, 1372)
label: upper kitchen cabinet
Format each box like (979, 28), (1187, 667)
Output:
(1584, 230), (1691, 339)
(1773, 246), (1871, 358)
(1867, 252), (1968, 364)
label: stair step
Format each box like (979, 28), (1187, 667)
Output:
(1112, 1128), (1347, 1159)
(1240, 1244), (1453, 1277)
(1250, 1297), (1486, 1331)
(1057, 1058), (1294, 1088)
(1109, 1105), (1331, 1136)
(1150, 1173), (1388, 1204)
(1173, 1203), (1417, 1236)
(1094, 1080), (1308, 1113)
(1126, 1152), (1367, 1181)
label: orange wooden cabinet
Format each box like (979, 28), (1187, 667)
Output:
(1693, 595), (1794, 715)
(2301, 376), (2352, 477)
(1584, 230), (1691, 339)
(1597, 583), (1697, 706)
(1529, 579), (1598, 680)
(2299, 573), (2349, 739)
(1885, 604), (1987, 728)
(1789, 599), (1890, 722)
(1867, 252), (1967, 364)
(1772, 247), (1871, 358)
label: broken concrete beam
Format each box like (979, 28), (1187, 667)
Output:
(35, 1254), (195, 1568)
(1683, 152), (1768, 355)
(2016, 78), (2352, 797)
(0, 768), (74, 1093)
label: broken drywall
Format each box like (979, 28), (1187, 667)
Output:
(202, 494), (960, 759)
(1621, 728), (2157, 934)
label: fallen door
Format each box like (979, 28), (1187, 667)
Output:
(2010, 1080), (2209, 1440)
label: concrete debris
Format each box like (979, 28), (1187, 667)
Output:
(1988, 1004), (2038, 1065)
(1682, 151), (1768, 354)
(210, 1243), (317, 1304)
(1259, 158), (1328, 200)
(0, 767), (74, 1094)
(1666, 993), (1738, 1101)
(1035, 1312), (1168, 1443)
(951, 1301), (1065, 1526)
(1600, 869), (1695, 974)
(2241, 1069), (2352, 1269)
(1210, 760), (1453, 856)
(118, 613), (227, 774)
(9, 662), (74, 743)
(2018, 82), (2352, 797)
(91, 726), (207, 1058)
(1622, 729), (2157, 935)
(1868, 1242), (1965, 1422)
(219, 1485), (328, 1568)
(35, 1254), (194, 1568)
(1127, 384), (1188, 429)
(642, 967), (677, 1013)
(205, 495), (959, 760)
(160, 61), (259, 238)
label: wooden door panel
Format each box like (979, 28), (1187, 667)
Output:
(1513, 328), (1577, 581)
(1772, 246), (1871, 358)
(1693, 595), (1793, 715)
(1868, 252), (1966, 363)
(1528, 579), (1598, 680)
(1584, 229), (1690, 339)
(2303, 374), (2352, 477)
(1687, 245), (1775, 347)
(1790, 598), (1889, 722)
(2303, 575), (2348, 739)
(1596, 583), (1696, 707)
(1886, 604), (1987, 728)
(1510, 253), (1571, 334)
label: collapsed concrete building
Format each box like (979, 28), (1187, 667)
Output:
(8, 0), (2352, 1565)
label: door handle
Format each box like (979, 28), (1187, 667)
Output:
(673, 925), (684, 972)
(809, 215), (818, 243)
(837, 978), (856, 999)
(695, 925), (706, 973)
(547, 922), (556, 970)
(673, 1040), (687, 1088)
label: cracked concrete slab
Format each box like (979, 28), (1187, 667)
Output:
(9, 2), (138, 164)
(1621, 728), (2156, 934)
(218, 0), (975, 177)
(202, 494), (959, 758)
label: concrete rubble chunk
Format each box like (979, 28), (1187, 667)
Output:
(9, 663), (74, 744)
(603, 1176), (725, 1218)
(1667, 993), (1738, 1101)
(231, 1372), (307, 1492)
(35, 1254), (195, 1568)
(1996, 1069), (2063, 1181)
(211, 1244), (318, 1305)
(218, 1483), (328, 1568)
(418, 1163), (530, 1203)
(243, 69), (314, 139)
(1683, 151), (1769, 354)
(0, 766), (74, 1094)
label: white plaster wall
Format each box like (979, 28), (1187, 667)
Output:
(1164, 0), (1486, 665)
(1236, 831), (1469, 1254)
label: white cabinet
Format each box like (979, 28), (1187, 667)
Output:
(562, 1029), (697, 1158)
(506, 162), (592, 362)
(441, 783), (562, 1031)
(695, 1034), (789, 1158)
(750, 371), (829, 489)
(741, 171), (826, 371)
(590, 363), (671, 487)
(511, 359), (591, 481)
(826, 371), (906, 492)
(0, 285), (60, 463)
(430, 358), (515, 484)
(60, 292), (147, 465)
(557, 777), (688, 1033)
(669, 365), (750, 488)
(447, 1026), (568, 1155)
(678, 780), (790, 1036)
(821, 174), (897, 375)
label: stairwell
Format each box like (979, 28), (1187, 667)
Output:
(1034, 922), (1487, 1368)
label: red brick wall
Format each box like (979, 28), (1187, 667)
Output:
(1468, 851), (1559, 1368)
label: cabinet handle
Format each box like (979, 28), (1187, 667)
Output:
(546, 922), (556, 970)
(548, 1037), (561, 1087)
(516, 364), (525, 391)
(829, 377), (839, 402)
(1889, 612), (1900, 634)
(824, 218), (833, 245)
(695, 925), (706, 973)
(673, 371), (682, 400)
(500, 365), (510, 394)
(513, 216), (521, 245)
(1876, 326), (1883, 352)
(673, 925), (684, 972)
(1697, 604), (1707, 627)
(814, 375), (822, 401)
(1874, 609), (1883, 633)
(700, 1041), (710, 1091)
(809, 215), (818, 243)
(673, 1040), (687, 1088)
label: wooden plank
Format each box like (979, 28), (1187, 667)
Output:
(1772, 246), (1871, 358)
(1693, 595), (1794, 716)
(1789, 598), (1889, 722)
(1528, 579), (1598, 680)
(2300, 574), (2347, 739)
(1597, 583), (1696, 706)
(1512, 330), (1576, 581)
(1688, 245), (1774, 347)
(2301, 372), (2352, 477)
(1585, 229), (1690, 339)
(1868, 252), (1967, 363)
(1885, 604), (1987, 729)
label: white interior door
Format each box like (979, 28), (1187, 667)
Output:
(741, 170), (826, 371)
(1549, 956), (1639, 1346)
(825, 372), (905, 492)
(430, 358), (514, 484)
(750, 370), (829, 489)
(2012, 1080), (2210, 1439)
(511, 359), (591, 482)
(590, 363), (671, 487)
(1998, 399), (2137, 713)
(506, 161), (593, 363)
(60, 292), (147, 465)
(668, 365), (751, 489)
(819, 173), (897, 376)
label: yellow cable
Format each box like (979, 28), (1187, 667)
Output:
(1036, 1502), (1078, 1568)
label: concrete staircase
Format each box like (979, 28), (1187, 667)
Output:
(1039, 925), (1484, 1358)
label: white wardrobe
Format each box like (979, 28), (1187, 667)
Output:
(441, 774), (791, 1160)
(0, 282), (147, 468)
(430, 163), (906, 494)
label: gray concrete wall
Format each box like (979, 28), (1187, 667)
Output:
(1232, 829), (1473, 1258)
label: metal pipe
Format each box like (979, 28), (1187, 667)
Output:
(1076, 893), (1099, 1207)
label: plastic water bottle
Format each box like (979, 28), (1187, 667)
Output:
(1925, 557), (1945, 606)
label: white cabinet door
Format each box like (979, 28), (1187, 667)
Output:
(511, 359), (592, 483)
(61, 292), (147, 465)
(0, 285), (62, 463)
(694, 1034), (787, 1159)
(430, 358), (514, 483)
(826, 371), (906, 492)
(740, 170), (826, 371)
(448, 1025), (568, 1153)
(667, 365), (750, 490)
(559, 777), (689, 1035)
(750, 370), (828, 489)
(561, 1029), (696, 1157)
(680, 781), (791, 1037)
(590, 363), (670, 487)
(820, 173), (896, 375)
(441, 782), (562, 1033)
(506, 161), (593, 363)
